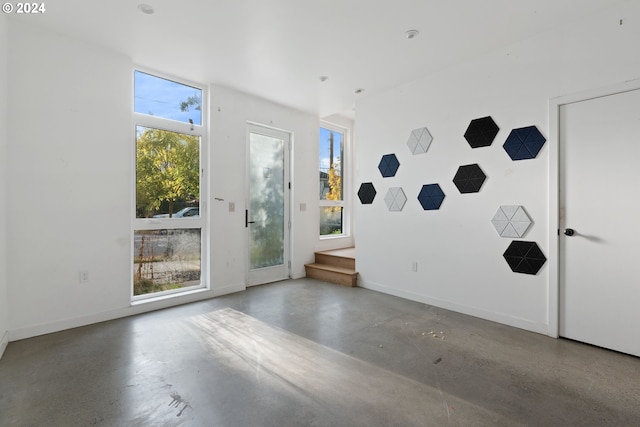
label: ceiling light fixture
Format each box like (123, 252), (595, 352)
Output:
(319, 76), (329, 82)
(355, 88), (365, 94)
(138, 3), (154, 14)
(404, 29), (419, 39)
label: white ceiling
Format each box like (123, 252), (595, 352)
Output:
(8, 0), (625, 118)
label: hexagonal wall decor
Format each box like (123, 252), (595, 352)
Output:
(378, 153), (400, 177)
(503, 241), (547, 275)
(491, 205), (532, 238)
(357, 182), (377, 204)
(418, 184), (445, 210)
(384, 187), (407, 211)
(464, 116), (499, 148)
(453, 163), (486, 193)
(503, 126), (546, 160)
(407, 127), (433, 155)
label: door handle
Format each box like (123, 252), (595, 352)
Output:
(564, 228), (575, 236)
(245, 210), (255, 227)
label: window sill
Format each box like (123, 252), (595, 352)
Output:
(131, 285), (209, 307)
(320, 234), (349, 240)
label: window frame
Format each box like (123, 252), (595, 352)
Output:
(319, 121), (350, 239)
(131, 67), (208, 301)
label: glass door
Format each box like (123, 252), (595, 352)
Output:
(246, 124), (290, 286)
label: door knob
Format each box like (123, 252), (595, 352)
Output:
(564, 228), (575, 236)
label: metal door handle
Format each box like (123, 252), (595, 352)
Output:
(564, 228), (575, 236)
(245, 210), (255, 227)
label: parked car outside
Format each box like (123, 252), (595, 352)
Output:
(153, 207), (199, 218)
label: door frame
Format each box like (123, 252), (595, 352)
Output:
(245, 122), (292, 287)
(547, 78), (640, 338)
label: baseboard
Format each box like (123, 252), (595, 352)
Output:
(0, 330), (8, 360)
(9, 283), (246, 342)
(291, 268), (307, 280)
(359, 279), (548, 335)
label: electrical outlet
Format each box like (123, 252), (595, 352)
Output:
(412, 262), (418, 272)
(300, 203), (307, 212)
(229, 202), (235, 212)
(79, 270), (89, 283)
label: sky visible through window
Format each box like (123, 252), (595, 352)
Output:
(319, 127), (342, 174)
(134, 71), (202, 126)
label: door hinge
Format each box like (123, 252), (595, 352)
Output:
(288, 182), (291, 189)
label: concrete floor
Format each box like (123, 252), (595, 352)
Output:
(1, 279), (639, 426)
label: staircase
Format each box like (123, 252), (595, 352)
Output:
(304, 247), (358, 287)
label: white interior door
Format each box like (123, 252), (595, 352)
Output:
(559, 88), (640, 357)
(246, 124), (291, 286)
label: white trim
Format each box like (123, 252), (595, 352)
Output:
(290, 267), (306, 280)
(548, 96), (560, 338)
(360, 279), (548, 335)
(548, 78), (640, 338)
(9, 283), (245, 342)
(0, 330), (8, 360)
(132, 114), (202, 135)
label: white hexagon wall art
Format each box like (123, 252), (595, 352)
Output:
(491, 205), (532, 238)
(384, 187), (407, 212)
(406, 127), (433, 155)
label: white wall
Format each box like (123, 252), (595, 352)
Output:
(354, 1), (640, 334)
(4, 22), (323, 342)
(0, 13), (10, 357)
(6, 21), (134, 338)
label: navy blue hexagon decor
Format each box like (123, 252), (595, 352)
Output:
(503, 241), (547, 275)
(378, 154), (400, 178)
(418, 184), (445, 210)
(503, 126), (546, 160)
(357, 182), (377, 204)
(464, 116), (499, 148)
(453, 163), (486, 193)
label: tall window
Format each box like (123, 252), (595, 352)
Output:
(319, 125), (346, 236)
(132, 70), (207, 299)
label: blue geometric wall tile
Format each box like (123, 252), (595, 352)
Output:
(378, 154), (400, 177)
(384, 187), (407, 211)
(503, 241), (546, 275)
(464, 116), (499, 148)
(491, 205), (532, 238)
(407, 127), (433, 155)
(453, 163), (486, 193)
(357, 182), (377, 204)
(418, 184), (445, 210)
(503, 126), (546, 160)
